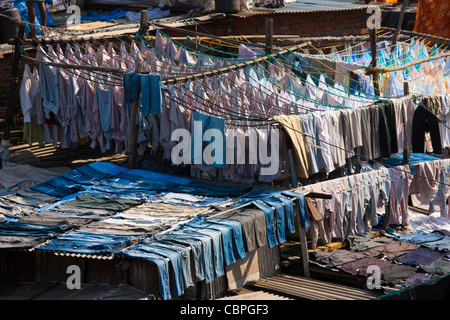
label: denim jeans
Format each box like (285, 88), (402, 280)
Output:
(271, 194), (296, 235)
(120, 246), (171, 300)
(157, 235), (205, 283)
(394, 232), (445, 244)
(130, 243), (185, 297)
(179, 225), (225, 278)
(30, 175), (86, 198)
(186, 217), (236, 266)
(207, 217), (246, 260)
(261, 196), (286, 244)
(149, 240), (194, 288)
(252, 200), (278, 248)
(36, 231), (139, 255)
(281, 190), (310, 229)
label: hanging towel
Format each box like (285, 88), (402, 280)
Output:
(140, 74), (162, 116)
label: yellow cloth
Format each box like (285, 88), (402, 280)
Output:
(273, 115), (310, 179)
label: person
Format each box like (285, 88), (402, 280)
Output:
(26, 0), (47, 38)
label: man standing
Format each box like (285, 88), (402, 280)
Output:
(26, 0), (47, 38)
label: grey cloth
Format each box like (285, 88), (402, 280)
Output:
(362, 241), (419, 260)
(360, 107), (373, 160)
(19, 213), (93, 228)
(420, 258), (450, 275)
(51, 205), (115, 220)
(347, 233), (394, 252)
(0, 235), (49, 249)
(380, 264), (418, 285)
(79, 221), (169, 236)
(208, 207), (268, 252)
(62, 194), (142, 212)
(311, 249), (368, 268)
(369, 104), (381, 159)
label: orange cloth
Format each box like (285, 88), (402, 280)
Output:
(414, 0), (450, 39)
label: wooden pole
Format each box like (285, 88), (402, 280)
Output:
(265, 18), (273, 55)
(392, 0), (409, 47)
(369, 28), (380, 97)
(403, 82), (410, 164)
(138, 9), (149, 38)
(128, 57), (142, 170)
(3, 24), (25, 142)
(294, 200), (310, 278)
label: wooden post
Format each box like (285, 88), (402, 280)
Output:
(128, 57), (142, 169)
(265, 18), (273, 55)
(392, 0), (409, 47)
(138, 9), (149, 39)
(369, 28), (381, 97)
(3, 24), (25, 142)
(294, 200), (310, 278)
(403, 82), (410, 164)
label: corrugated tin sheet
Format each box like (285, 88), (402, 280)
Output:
(247, 273), (380, 300)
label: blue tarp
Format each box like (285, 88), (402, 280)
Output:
(13, 1), (57, 36)
(380, 153), (441, 174)
(80, 8), (128, 21)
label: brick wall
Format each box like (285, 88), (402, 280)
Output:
(207, 8), (371, 37)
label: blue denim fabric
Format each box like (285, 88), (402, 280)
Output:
(60, 169), (101, 185)
(207, 218), (246, 260)
(140, 74), (162, 116)
(0, 222), (68, 234)
(168, 229), (215, 283)
(30, 176), (86, 198)
(157, 233), (206, 283)
(179, 225), (225, 278)
(252, 200), (278, 248)
(191, 110), (226, 167)
(120, 247), (171, 300)
(271, 194), (296, 234)
(131, 244), (185, 297)
(85, 189), (157, 202)
(123, 71), (140, 105)
(149, 240), (194, 288)
(36, 231), (139, 254)
(281, 190), (310, 229)
(74, 164), (113, 180)
(261, 197), (286, 244)
(394, 232), (445, 244)
(96, 84), (114, 151)
(419, 236), (450, 252)
(186, 217), (236, 266)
